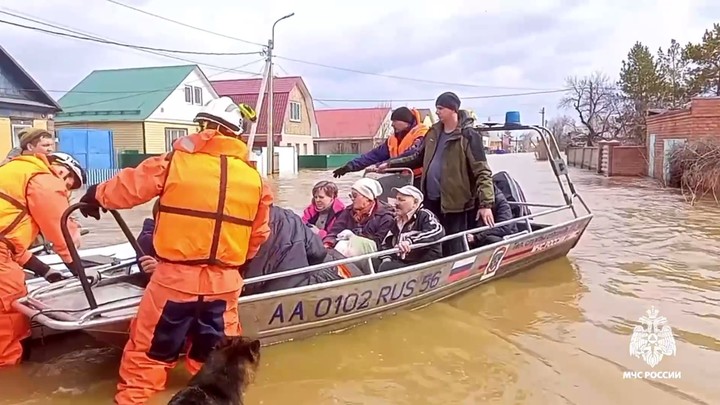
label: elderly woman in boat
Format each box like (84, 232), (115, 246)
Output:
(375, 185), (445, 272)
(322, 178), (395, 258)
(301, 180), (345, 239)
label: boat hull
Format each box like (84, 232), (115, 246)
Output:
(79, 216), (591, 348)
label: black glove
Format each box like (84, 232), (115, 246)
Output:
(24, 255), (65, 283)
(79, 184), (105, 220)
(332, 165), (351, 178)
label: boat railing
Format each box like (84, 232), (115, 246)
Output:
(242, 203), (572, 285)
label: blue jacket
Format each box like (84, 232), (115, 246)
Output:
(346, 136), (422, 171)
(137, 218), (156, 257)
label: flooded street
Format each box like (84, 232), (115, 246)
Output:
(2, 153), (719, 404)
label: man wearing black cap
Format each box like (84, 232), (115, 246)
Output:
(332, 107), (428, 186)
(379, 91), (495, 256)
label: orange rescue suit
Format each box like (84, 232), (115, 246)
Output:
(0, 154), (77, 366)
(91, 130), (272, 405)
(387, 108), (428, 176)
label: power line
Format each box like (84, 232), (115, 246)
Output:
(0, 8), (263, 76)
(275, 56), (558, 91)
(57, 58), (266, 110)
(103, 0), (265, 48)
(96, 1), (559, 92)
(314, 89), (570, 103)
(0, 17), (261, 56)
(63, 58), (265, 109)
(1, 85), (568, 108)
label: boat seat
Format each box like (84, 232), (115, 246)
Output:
(80, 254), (120, 268)
(31, 281), (145, 322)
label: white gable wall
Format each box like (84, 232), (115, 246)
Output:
(147, 67), (219, 124)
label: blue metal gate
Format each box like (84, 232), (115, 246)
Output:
(57, 129), (115, 170)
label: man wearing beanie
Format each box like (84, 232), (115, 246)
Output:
(1, 127), (56, 165)
(379, 91), (495, 256)
(332, 106), (428, 186)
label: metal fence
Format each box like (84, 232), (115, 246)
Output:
(86, 169), (122, 186)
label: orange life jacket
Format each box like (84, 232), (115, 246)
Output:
(387, 108), (429, 176)
(153, 133), (263, 267)
(0, 154), (53, 255)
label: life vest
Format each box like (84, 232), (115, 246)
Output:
(0, 155), (53, 255)
(387, 108), (429, 176)
(153, 132), (263, 267)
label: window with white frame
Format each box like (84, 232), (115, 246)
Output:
(289, 101), (301, 122)
(193, 86), (203, 105)
(165, 127), (188, 151)
(10, 121), (32, 148)
(184, 86), (193, 103)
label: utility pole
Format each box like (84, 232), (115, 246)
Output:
(246, 62), (269, 152)
(540, 107), (546, 127)
(265, 12), (295, 176)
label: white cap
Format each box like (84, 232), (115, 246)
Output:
(351, 178), (383, 200)
(392, 185), (423, 203)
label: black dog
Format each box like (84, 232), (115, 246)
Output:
(168, 336), (261, 405)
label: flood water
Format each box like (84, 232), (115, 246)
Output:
(2, 153), (719, 404)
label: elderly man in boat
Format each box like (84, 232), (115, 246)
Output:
(77, 97), (273, 405)
(0, 151), (86, 366)
(375, 185), (445, 272)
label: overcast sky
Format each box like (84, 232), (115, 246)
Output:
(1, 0), (717, 124)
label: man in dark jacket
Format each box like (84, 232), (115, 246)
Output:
(379, 92), (495, 256)
(332, 107), (428, 187)
(241, 205), (343, 295)
(136, 199), (160, 257)
(468, 186), (517, 247)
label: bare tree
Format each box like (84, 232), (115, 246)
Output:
(559, 72), (626, 146)
(547, 115), (576, 148)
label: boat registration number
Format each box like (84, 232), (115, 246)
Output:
(267, 270), (443, 326)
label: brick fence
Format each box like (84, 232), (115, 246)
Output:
(567, 141), (646, 177)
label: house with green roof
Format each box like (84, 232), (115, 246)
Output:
(56, 64), (218, 153)
(0, 45), (61, 158)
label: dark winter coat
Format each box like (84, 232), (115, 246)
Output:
(241, 205), (341, 296)
(137, 218), (157, 257)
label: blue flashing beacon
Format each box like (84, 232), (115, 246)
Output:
(505, 111), (521, 126)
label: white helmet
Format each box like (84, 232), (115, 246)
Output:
(48, 152), (86, 190)
(194, 96), (245, 135)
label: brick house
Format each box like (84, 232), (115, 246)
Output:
(211, 76), (318, 156)
(646, 97), (720, 182)
(315, 107), (392, 154)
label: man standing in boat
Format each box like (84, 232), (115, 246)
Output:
(332, 107), (429, 187)
(0, 151), (86, 366)
(77, 97), (273, 405)
(378, 92), (495, 256)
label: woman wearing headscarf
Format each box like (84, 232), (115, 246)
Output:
(323, 178), (394, 257)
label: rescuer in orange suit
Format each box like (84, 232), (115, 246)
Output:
(332, 107), (429, 187)
(0, 152), (86, 366)
(77, 96), (273, 405)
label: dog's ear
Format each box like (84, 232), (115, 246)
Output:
(214, 335), (238, 351)
(247, 339), (261, 363)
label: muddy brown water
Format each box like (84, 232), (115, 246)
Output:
(1, 153), (718, 404)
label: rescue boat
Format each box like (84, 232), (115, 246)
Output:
(16, 114), (594, 348)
